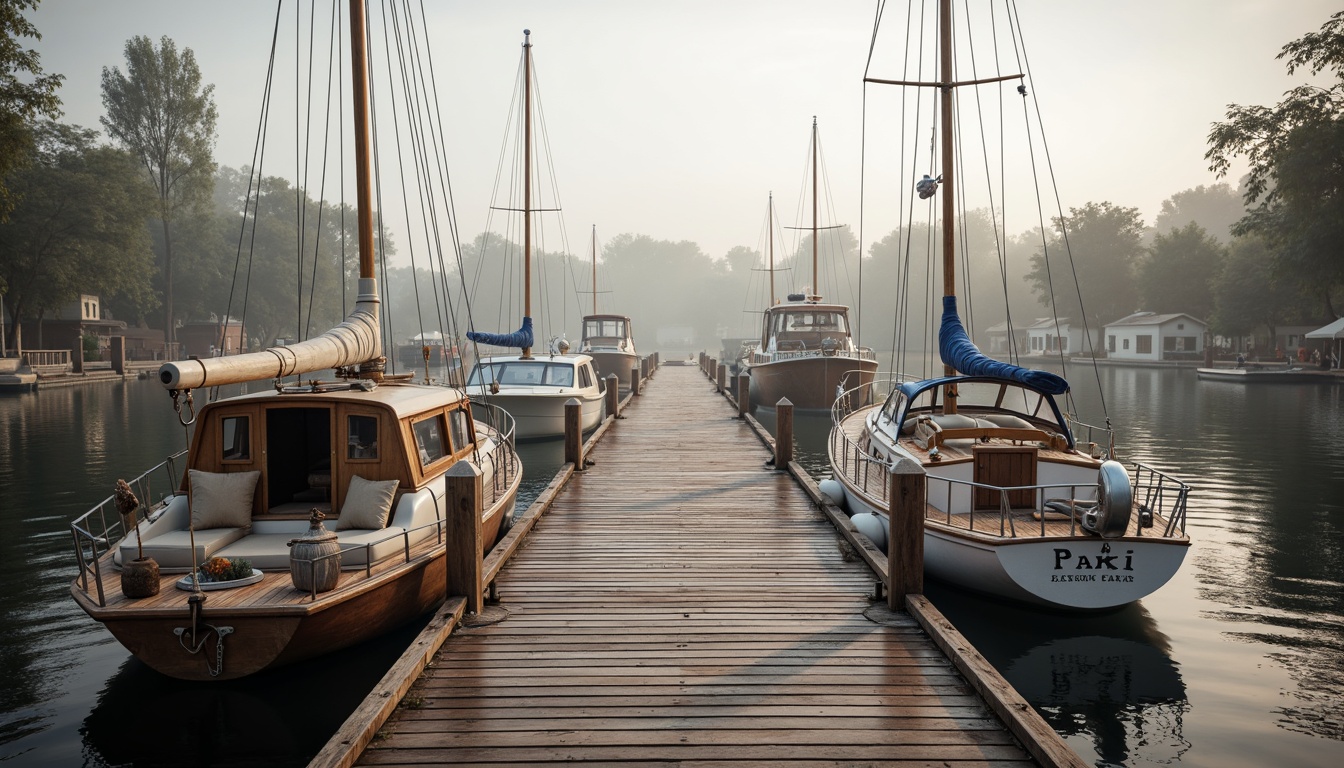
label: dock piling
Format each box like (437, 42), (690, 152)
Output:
(737, 373), (750, 417)
(605, 374), (620, 418)
(444, 460), (484, 615)
(774, 397), (794, 467)
(888, 458), (927, 609)
(564, 398), (583, 469)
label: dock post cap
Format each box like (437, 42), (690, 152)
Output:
(446, 459), (483, 477)
(890, 457), (924, 475)
(775, 397), (793, 407)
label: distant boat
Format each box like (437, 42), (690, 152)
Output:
(579, 226), (639, 385)
(827, 0), (1192, 611)
(68, 0), (521, 680)
(1196, 364), (1323, 382)
(464, 31), (605, 440)
(743, 136), (877, 411)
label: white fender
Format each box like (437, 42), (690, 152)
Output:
(1082, 460), (1133, 538)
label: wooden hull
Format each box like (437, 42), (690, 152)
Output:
(73, 481), (517, 681)
(747, 355), (877, 411)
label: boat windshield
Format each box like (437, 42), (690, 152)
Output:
(890, 379), (1065, 433)
(583, 318), (627, 340)
(773, 311), (848, 335)
(469, 360), (575, 387)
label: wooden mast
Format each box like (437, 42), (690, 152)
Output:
(768, 192), (775, 306)
(810, 116), (818, 301)
(938, 0), (958, 407)
(350, 0), (375, 282)
(591, 225), (598, 315)
(522, 29), (533, 359)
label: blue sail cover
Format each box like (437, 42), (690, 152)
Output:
(467, 316), (534, 349)
(939, 296), (1069, 395)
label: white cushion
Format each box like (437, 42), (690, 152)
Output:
(189, 470), (259, 529)
(128, 527), (248, 571)
(337, 475), (398, 530)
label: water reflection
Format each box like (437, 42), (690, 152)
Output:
(927, 582), (1189, 766)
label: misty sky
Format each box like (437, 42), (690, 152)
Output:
(27, 0), (1339, 264)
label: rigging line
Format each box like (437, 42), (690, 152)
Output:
(221, 1), (284, 400)
(980, 0), (1020, 365)
(1010, 1), (1106, 419)
(339, 4), (347, 321)
(365, 0), (396, 362)
(532, 62), (575, 340)
(949, 8), (975, 346)
(380, 0), (434, 357)
(468, 52), (525, 335)
(893, 0), (927, 378)
(304, 0), (342, 344)
(816, 131), (855, 310)
(397, 0), (456, 363)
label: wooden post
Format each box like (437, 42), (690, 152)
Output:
(737, 373), (750, 418)
(641, 355), (650, 381)
(111, 335), (126, 376)
(887, 457), (926, 610)
(445, 460), (484, 615)
(564, 398), (584, 469)
(708, 357), (717, 382)
(71, 331), (84, 374)
(774, 397), (794, 467)
(604, 373), (619, 418)
(716, 362), (726, 393)
(631, 363), (641, 395)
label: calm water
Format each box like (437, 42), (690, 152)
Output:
(2, 368), (1341, 766)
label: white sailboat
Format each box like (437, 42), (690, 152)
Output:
(464, 30), (605, 440)
(743, 119), (877, 411)
(827, 0), (1192, 611)
(68, 0), (521, 680)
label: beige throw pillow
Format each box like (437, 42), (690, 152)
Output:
(337, 475), (398, 530)
(189, 469), (260, 529)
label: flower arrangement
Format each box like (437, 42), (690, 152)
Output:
(114, 479), (144, 561)
(196, 556), (254, 583)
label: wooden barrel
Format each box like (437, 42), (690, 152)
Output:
(288, 509), (341, 593)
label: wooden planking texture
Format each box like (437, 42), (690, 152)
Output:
(358, 364), (1034, 766)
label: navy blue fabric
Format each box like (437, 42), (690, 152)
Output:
(938, 296), (1069, 395)
(467, 316), (534, 349)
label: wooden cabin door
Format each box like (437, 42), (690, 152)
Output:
(972, 444), (1037, 510)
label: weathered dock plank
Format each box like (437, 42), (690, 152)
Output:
(349, 364), (1064, 766)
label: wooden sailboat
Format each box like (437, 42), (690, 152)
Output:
(579, 226), (639, 385)
(68, 0), (521, 681)
(826, 0), (1191, 611)
(743, 119), (878, 411)
(464, 30), (605, 440)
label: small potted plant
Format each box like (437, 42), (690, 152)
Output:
(116, 479), (160, 598)
(181, 556), (261, 590)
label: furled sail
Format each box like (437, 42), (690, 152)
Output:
(467, 316), (534, 349)
(939, 296), (1069, 395)
(159, 278), (382, 391)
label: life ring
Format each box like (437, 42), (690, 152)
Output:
(1081, 460), (1133, 538)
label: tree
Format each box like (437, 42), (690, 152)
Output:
(1024, 202), (1144, 329)
(0, 0), (63, 222)
(0, 121), (155, 351)
(101, 35), (217, 346)
(1210, 236), (1300, 347)
(1152, 184), (1245, 244)
(1138, 223), (1225, 321)
(1206, 11), (1344, 305)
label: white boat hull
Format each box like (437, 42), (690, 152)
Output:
(469, 390), (604, 440)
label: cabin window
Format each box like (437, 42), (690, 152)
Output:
(448, 408), (473, 454)
(222, 416), (251, 461)
(1107, 335), (1116, 353)
(412, 414), (449, 467)
(579, 364), (593, 389)
(1136, 335), (1153, 354)
(347, 414), (379, 460)
(584, 318), (626, 338)
(1123, 338), (1130, 350)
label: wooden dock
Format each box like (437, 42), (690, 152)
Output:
(326, 363), (1081, 766)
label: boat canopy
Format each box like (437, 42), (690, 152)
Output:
(939, 296), (1068, 395)
(468, 316), (534, 349)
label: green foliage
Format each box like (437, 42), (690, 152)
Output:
(81, 331), (98, 361)
(1206, 11), (1344, 300)
(100, 35), (218, 342)
(1152, 184), (1245, 244)
(0, 0), (64, 222)
(1210, 236), (1301, 339)
(1024, 202), (1145, 331)
(1139, 224), (1225, 321)
(0, 121), (156, 349)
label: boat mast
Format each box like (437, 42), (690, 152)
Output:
(522, 29), (534, 359)
(591, 224), (598, 315)
(351, 0), (375, 282)
(811, 117), (818, 301)
(938, 0), (958, 397)
(768, 192), (775, 305)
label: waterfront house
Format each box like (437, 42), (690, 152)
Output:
(1104, 312), (1206, 362)
(1023, 317), (1093, 356)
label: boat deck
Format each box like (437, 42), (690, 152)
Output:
(835, 406), (1179, 540)
(356, 365), (1039, 765)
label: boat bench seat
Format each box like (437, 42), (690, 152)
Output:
(121, 527), (249, 571)
(213, 528), (422, 570)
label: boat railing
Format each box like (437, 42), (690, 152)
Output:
(828, 375), (916, 500)
(70, 450), (189, 607)
(1066, 416), (1117, 459)
(470, 401), (521, 504)
(288, 513), (457, 601)
(1130, 462), (1190, 537)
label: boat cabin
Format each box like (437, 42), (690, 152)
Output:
(759, 299), (855, 355)
(185, 383), (481, 519)
(580, 314), (635, 354)
(467, 357), (599, 390)
(874, 375), (1076, 451)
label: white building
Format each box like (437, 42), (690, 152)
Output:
(1104, 312), (1206, 362)
(1023, 317), (1092, 356)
